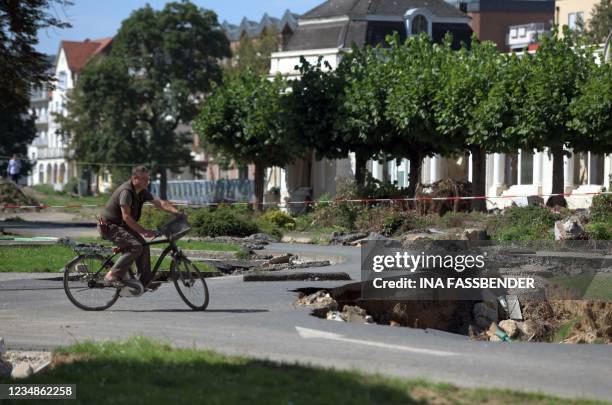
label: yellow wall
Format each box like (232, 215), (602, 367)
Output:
(555, 0), (599, 35)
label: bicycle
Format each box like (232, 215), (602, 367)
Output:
(62, 216), (209, 311)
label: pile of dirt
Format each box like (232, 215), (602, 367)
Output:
(0, 179), (38, 208)
(520, 300), (612, 343)
(416, 178), (472, 215)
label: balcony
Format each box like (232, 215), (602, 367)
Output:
(507, 23), (549, 50)
(36, 147), (69, 160)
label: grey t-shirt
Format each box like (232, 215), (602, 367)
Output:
(102, 180), (154, 224)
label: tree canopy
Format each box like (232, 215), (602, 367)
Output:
(0, 0), (71, 175)
(195, 71), (299, 209)
(61, 1), (230, 197)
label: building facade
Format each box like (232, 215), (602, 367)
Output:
(445, 0), (555, 51)
(27, 38), (113, 190)
(555, 0), (600, 34)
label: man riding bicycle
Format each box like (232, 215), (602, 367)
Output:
(98, 166), (180, 288)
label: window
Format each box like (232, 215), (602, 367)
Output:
(411, 14), (428, 35)
(568, 12), (584, 31)
(520, 150), (534, 185)
(518, 27), (526, 37)
(510, 28), (518, 38)
(58, 71), (67, 89)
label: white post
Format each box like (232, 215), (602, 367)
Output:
(534, 150), (543, 190)
(492, 153), (506, 195)
(564, 150), (574, 192)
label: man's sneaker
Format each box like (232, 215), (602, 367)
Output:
(147, 281), (162, 292)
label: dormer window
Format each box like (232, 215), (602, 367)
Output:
(411, 15), (428, 35)
(405, 9), (432, 37)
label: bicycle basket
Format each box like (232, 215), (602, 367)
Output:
(160, 216), (192, 242)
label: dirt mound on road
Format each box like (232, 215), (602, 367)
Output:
(0, 179), (38, 208)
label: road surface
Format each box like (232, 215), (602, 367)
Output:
(0, 242), (610, 401)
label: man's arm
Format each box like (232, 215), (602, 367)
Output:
(151, 199), (179, 214)
(120, 205), (155, 237)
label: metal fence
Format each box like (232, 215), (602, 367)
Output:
(150, 179), (254, 205)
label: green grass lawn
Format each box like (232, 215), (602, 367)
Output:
(23, 185), (109, 207)
(0, 244), (217, 273)
(0, 337), (600, 405)
(551, 274), (612, 301)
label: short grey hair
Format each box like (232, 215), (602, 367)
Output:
(132, 166), (149, 176)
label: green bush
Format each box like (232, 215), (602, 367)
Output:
(190, 206), (258, 237)
(254, 217), (283, 240)
(260, 209), (296, 230)
(139, 207), (177, 230)
(486, 205), (560, 241)
(590, 194), (612, 223)
(586, 222), (611, 240)
(62, 177), (79, 194)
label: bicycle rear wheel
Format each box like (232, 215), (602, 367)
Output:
(171, 257), (209, 311)
(64, 254), (119, 311)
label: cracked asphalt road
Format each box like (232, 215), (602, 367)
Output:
(1, 242), (611, 402)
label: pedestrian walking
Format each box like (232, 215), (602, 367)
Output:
(8, 154), (21, 184)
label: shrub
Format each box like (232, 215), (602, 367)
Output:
(139, 207), (176, 230)
(260, 209), (296, 230)
(590, 194), (612, 223)
(586, 222), (611, 240)
(191, 206), (258, 237)
(63, 177), (79, 194)
(254, 217), (283, 240)
(486, 205), (560, 241)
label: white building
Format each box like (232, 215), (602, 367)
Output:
(27, 38), (113, 190)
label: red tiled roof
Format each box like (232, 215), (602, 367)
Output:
(61, 37), (113, 73)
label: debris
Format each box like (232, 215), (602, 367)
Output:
(11, 363), (33, 379)
(487, 323), (511, 342)
(473, 302), (498, 329)
(461, 229), (488, 241)
(266, 253), (294, 265)
(247, 233), (279, 243)
(326, 311), (345, 322)
(554, 216), (586, 240)
(329, 232), (369, 245)
(389, 320), (400, 327)
(341, 305), (374, 324)
(296, 291), (337, 310)
(499, 320), (519, 338)
(0, 359), (11, 378)
(505, 295), (523, 320)
(561, 332), (598, 344)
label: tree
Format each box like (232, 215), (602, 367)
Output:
(507, 29), (596, 206)
(385, 34), (451, 198)
(57, 56), (143, 184)
(570, 61), (612, 155)
(435, 36), (504, 211)
(0, 0), (71, 175)
(283, 58), (346, 188)
(195, 71), (298, 210)
(587, 0), (612, 44)
(62, 1), (230, 198)
(337, 46), (391, 186)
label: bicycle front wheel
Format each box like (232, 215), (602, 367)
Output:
(171, 257), (209, 311)
(64, 254), (119, 311)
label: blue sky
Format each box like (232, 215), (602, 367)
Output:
(36, 0), (321, 55)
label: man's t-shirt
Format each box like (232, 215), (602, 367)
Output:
(102, 180), (154, 225)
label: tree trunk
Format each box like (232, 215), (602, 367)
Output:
(471, 146), (487, 212)
(159, 167), (168, 200)
(547, 144), (567, 207)
(355, 152), (367, 186)
(407, 151), (423, 199)
(382, 159), (390, 183)
(254, 162), (265, 212)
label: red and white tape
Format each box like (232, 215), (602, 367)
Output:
(1, 191), (609, 210)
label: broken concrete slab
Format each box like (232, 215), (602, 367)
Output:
(295, 290), (338, 310)
(11, 362), (33, 379)
(244, 272), (350, 282)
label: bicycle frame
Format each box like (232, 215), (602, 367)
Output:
(93, 238), (183, 289)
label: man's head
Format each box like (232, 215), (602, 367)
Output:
(131, 166), (150, 192)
